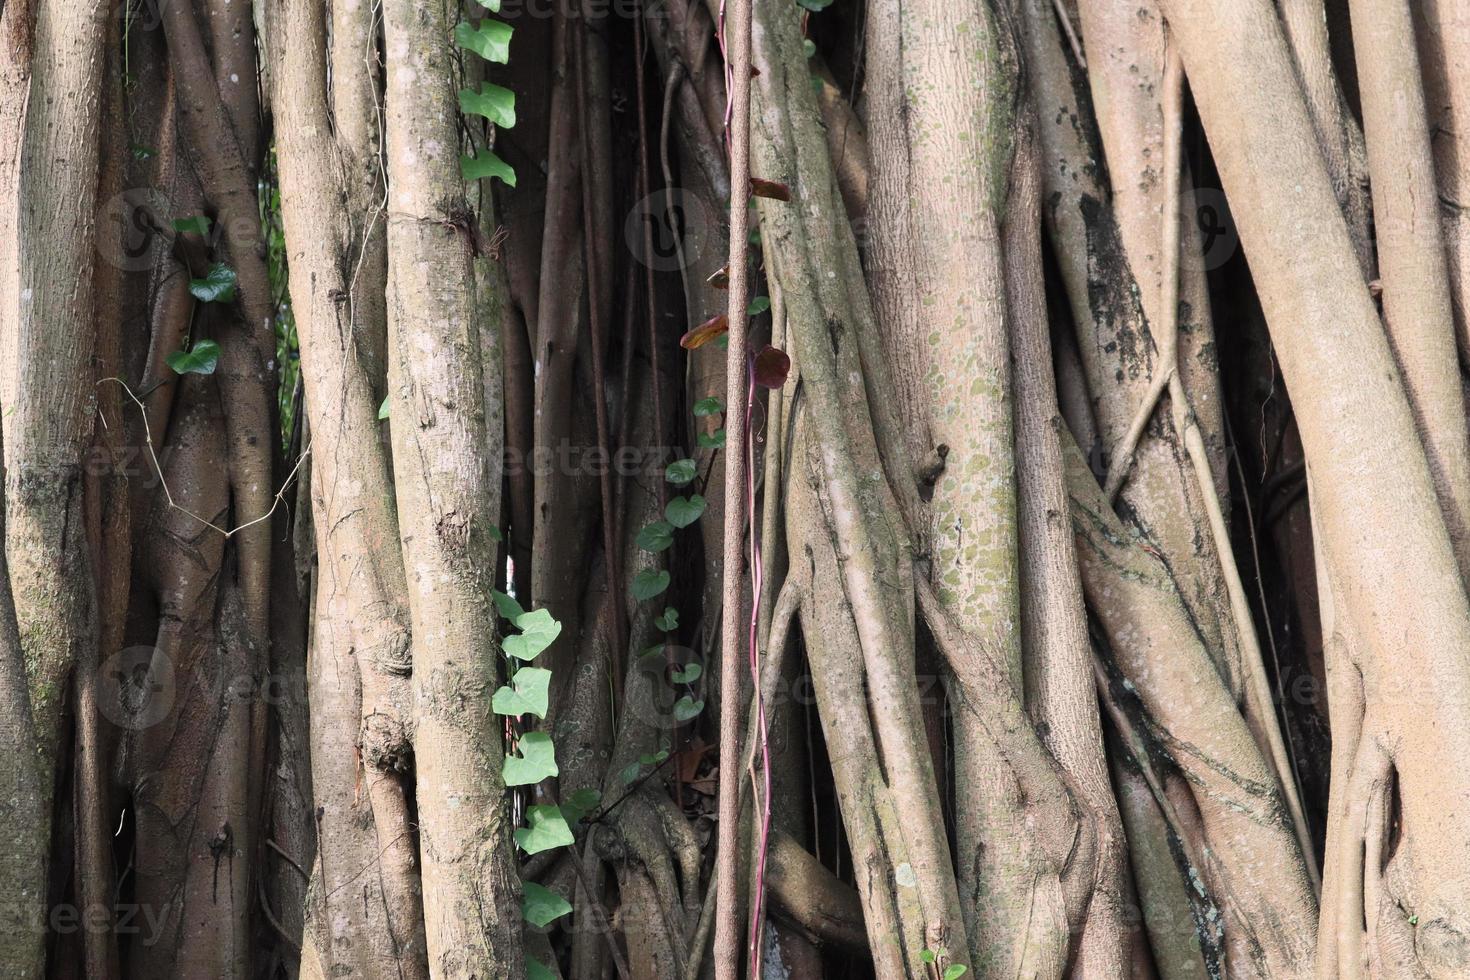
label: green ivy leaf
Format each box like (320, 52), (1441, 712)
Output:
(515, 805), (574, 854)
(621, 748), (670, 783)
(503, 731), (559, 786)
(665, 458), (697, 485)
(692, 397), (723, 417)
(377, 395), (390, 420)
(492, 589), (525, 621)
(503, 608), (561, 661)
(527, 959), (556, 980)
(632, 568), (670, 600)
(166, 339), (222, 376)
(803, 38), (817, 58)
(672, 663), (701, 684)
(636, 520), (675, 553)
(454, 18), (513, 63)
(172, 215), (211, 236)
(472, 0), (502, 12)
(673, 695), (705, 722)
(942, 966), (968, 980)
(189, 263), (237, 303)
(655, 607), (679, 631)
(665, 495), (707, 529)
(522, 881), (573, 928)
(491, 666), (551, 719)
(562, 787), (602, 822)
(461, 151), (517, 187)
(747, 295), (770, 315)
(458, 82), (516, 128)
(920, 951), (937, 965)
(697, 429), (726, 449)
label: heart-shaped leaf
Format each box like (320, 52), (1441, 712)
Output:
(673, 695), (705, 722)
(503, 608), (561, 661)
(636, 520), (675, 553)
(172, 215), (211, 236)
(665, 458), (697, 485)
(458, 83), (516, 128)
(189, 263), (237, 303)
(522, 881), (573, 927)
(166, 339), (222, 376)
(492, 589), (525, 621)
(692, 397), (723, 417)
(672, 663), (702, 684)
(620, 748), (670, 785)
(942, 966), (968, 980)
(503, 731), (559, 786)
(515, 805), (574, 854)
(632, 568), (670, 601)
(747, 295), (770, 315)
(753, 344), (791, 389)
(697, 429), (726, 449)
(461, 151), (516, 187)
(454, 18), (513, 63)
(665, 495), (706, 529)
(655, 607), (679, 631)
(472, 0), (503, 14)
(562, 787), (602, 823)
(491, 666), (551, 719)
(680, 314), (729, 350)
(749, 177), (792, 201)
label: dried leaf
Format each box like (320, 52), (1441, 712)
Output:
(681, 314), (729, 350)
(749, 177), (791, 202)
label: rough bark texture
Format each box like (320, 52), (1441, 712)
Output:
(383, 1), (524, 974)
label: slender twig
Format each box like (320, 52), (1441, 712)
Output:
(742, 365), (773, 972)
(99, 377), (311, 540)
(266, 838), (310, 882)
(1052, 0), (1087, 69)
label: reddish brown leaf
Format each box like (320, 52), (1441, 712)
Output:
(749, 177), (791, 202)
(752, 344), (791, 388)
(681, 314), (729, 350)
(707, 266), (730, 289)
